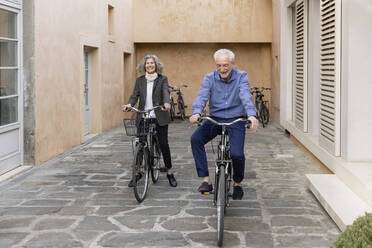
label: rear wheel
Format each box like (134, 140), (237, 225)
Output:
(178, 100), (186, 121)
(132, 145), (149, 203)
(217, 165), (226, 247)
(150, 139), (162, 183)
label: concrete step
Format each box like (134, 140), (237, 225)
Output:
(306, 174), (372, 231)
(0, 165), (32, 184)
(341, 163), (372, 207)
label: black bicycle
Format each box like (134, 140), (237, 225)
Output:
(123, 106), (164, 203)
(169, 84), (187, 121)
(168, 86), (176, 122)
(251, 87), (270, 127)
(198, 116), (251, 247)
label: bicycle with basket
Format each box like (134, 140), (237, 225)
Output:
(123, 106), (164, 203)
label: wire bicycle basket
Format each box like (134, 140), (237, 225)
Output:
(123, 117), (149, 137)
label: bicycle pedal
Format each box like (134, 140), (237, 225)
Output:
(159, 167), (167, 172)
(201, 191), (214, 195)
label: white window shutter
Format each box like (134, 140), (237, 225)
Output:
(294, 0), (308, 132)
(319, 0), (341, 156)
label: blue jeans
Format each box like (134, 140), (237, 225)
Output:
(190, 116), (246, 183)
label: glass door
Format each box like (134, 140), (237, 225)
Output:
(0, 5), (23, 175)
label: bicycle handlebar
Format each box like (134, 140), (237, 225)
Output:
(251, 87), (271, 91)
(168, 84), (188, 90)
(125, 105), (163, 113)
(198, 116), (251, 128)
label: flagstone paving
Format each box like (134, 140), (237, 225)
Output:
(0, 121), (340, 247)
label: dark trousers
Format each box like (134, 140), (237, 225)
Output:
(190, 116), (246, 183)
(156, 124), (172, 169)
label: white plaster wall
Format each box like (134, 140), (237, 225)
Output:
(307, 0), (320, 137)
(279, 0), (292, 128)
(342, 0), (372, 161)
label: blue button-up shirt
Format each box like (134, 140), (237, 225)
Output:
(192, 68), (256, 118)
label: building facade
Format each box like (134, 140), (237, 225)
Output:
(1, 0), (135, 173)
(1, 0), (276, 176)
(279, 0), (372, 230)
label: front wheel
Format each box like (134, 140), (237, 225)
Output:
(132, 145), (150, 203)
(262, 105), (270, 125)
(217, 165), (226, 247)
(257, 103), (265, 128)
(150, 139), (162, 183)
(170, 101), (175, 122)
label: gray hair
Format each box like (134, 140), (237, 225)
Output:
(213, 49), (235, 63)
(137, 54), (164, 75)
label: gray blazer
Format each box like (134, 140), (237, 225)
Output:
(128, 74), (171, 126)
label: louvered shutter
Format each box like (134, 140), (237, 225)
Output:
(319, 0), (341, 156)
(294, 0), (308, 132)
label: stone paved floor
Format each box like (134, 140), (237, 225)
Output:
(0, 120), (340, 248)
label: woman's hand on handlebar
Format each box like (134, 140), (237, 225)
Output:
(163, 103), (170, 111)
(248, 115), (259, 132)
(122, 104), (132, 112)
(189, 114), (200, 124)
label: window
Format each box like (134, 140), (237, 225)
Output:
(0, 8), (18, 126)
(108, 4), (114, 36)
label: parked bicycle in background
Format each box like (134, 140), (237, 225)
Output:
(251, 87), (271, 127)
(168, 84), (188, 121)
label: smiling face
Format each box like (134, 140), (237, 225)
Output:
(215, 53), (234, 81)
(145, 58), (156, 74)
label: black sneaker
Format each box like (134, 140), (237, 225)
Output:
(167, 173), (177, 187)
(232, 185), (244, 200)
(128, 174), (142, 188)
(198, 182), (213, 193)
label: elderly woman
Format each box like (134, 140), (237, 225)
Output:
(122, 54), (177, 187)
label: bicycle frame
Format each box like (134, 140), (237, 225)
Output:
(214, 125), (232, 207)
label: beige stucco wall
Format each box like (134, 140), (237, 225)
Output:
(133, 0), (273, 43)
(135, 43), (272, 116)
(34, 0), (134, 165)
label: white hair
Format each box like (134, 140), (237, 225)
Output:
(213, 49), (235, 63)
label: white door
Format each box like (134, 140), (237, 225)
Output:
(83, 50), (91, 136)
(0, 4), (23, 175)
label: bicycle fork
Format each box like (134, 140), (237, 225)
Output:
(213, 162), (232, 207)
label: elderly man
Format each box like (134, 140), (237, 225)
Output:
(189, 49), (258, 200)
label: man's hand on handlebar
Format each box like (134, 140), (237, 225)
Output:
(248, 115), (259, 132)
(189, 114), (200, 124)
